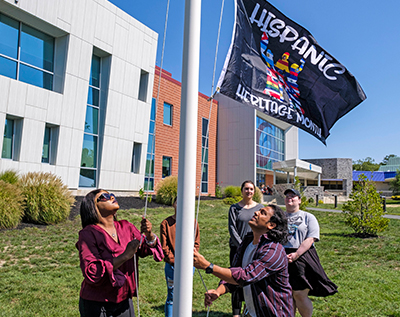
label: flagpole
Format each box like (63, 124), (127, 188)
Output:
(174, 0), (201, 315)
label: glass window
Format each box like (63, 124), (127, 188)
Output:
(80, 54), (101, 188)
(87, 87), (100, 107)
(0, 14), (19, 59)
(0, 13), (55, 91)
(256, 117), (285, 170)
(79, 168), (96, 188)
(131, 143), (142, 174)
(80, 134), (97, 168)
(84, 106), (99, 134)
(2, 118), (14, 159)
(20, 24), (54, 71)
(19, 64), (53, 90)
(201, 118), (209, 193)
(138, 70), (148, 102)
(162, 156), (171, 178)
(146, 153), (154, 177)
(90, 55), (100, 88)
(144, 99), (156, 191)
(42, 126), (51, 163)
(0, 55), (17, 79)
(163, 103), (172, 125)
(144, 177), (154, 191)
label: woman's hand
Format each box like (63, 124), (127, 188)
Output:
(204, 289), (220, 307)
(124, 239), (141, 259)
(141, 217), (154, 241)
(287, 251), (299, 263)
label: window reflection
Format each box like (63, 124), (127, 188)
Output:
(2, 118), (14, 159)
(0, 13), (54, 90)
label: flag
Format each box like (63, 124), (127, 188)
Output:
(217, 0), (366, 144)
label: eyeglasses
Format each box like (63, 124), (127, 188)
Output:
(97, 193), (116, 202)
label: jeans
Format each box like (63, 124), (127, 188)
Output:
(164, 263), (196, 317)
(164, 263), (174, 317)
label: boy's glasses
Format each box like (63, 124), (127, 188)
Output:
(97, 193), (116, 202)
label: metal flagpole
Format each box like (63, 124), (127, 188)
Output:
(173, 0), (201, 315)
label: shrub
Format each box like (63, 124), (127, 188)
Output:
(318, 200), (324, 205)
(155, 175), (178, 206)
(0, 180), (24, 229)
(215, 182), (223, 198)
(0, 169), (19, 184)
(223, 196), (242, 205)
(20, 172), (75, 225)
(308, 197), (315, 204)
(342, 174), (389, 236)
(391, 195), (400, 200)
(390, 170), (400, 195)
(253, 186), (262, 203)
(294, 176), (308, 210)
(139, 187), (152, 203)
(224, 185), (241, 198)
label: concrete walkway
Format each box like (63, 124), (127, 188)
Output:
(307, 207), (400, 220)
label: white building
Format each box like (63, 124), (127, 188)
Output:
(0, 0), (157, 194)
(216, 94), (299, 188)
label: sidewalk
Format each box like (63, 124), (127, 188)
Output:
(307, 207), (400, 220)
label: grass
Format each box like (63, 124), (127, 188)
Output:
(1, 200), (400, 316)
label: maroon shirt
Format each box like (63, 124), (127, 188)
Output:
(223, 233), (294, 317)
(76, 220), (163, 303)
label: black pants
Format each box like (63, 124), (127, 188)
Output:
(79, 297), (135, 317)
(230, 246), (243, 316)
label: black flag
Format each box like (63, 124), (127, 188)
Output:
(217, 0), (366, 144)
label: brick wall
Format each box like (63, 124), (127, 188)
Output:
(152, 67), (218, 195)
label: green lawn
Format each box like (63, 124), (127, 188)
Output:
(1, 200), (400, 316)
(309, 201), (400, 216)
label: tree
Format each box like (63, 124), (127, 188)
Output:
(352, 157), (380, 171)
(381, 154), (397, 166)
(389, 170), (400, 195)
(342, 174), (389, 236)
(294, 176), (308, 210)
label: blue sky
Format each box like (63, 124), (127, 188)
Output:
(110, 0), (399, 164)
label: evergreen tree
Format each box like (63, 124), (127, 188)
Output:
(389, 170), (400, 195)
(342, 174), (389, 236)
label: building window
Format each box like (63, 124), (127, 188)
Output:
(80, 55), (100, 188)
(162, 156), (172, 178)
(163, 103), (172, 126)
(201, 118), (209, 193)
(144, 98), (156, 191)
(0, 13), (54, 90)
(41, 124), (59, 164)
(131, 143), (142, 174)
(138, 70), (148, 102)
(256, 117), (285, 170)
(2, 118), (14, 159)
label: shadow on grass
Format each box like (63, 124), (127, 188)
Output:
(151, 305), (230, 317)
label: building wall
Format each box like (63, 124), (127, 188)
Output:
(303, 158), (353, 195)
(0, 0), (158, 193)
(216, 93), (299, 188)
(152, 67), (218, 195)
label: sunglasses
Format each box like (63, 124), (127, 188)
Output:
(97, 193), (116, 202)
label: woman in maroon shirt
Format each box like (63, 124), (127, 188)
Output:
(76, 189), (164, 317)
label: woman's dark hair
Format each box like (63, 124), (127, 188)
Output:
(80, 189), (102, 228)
(266, 204), (289, 244)
(241, 180), (255, 191)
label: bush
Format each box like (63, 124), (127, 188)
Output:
(223, 196), (242, 205)
(223, 185), (241, 198)
(308, 197), (315, 204)
(139, 187), (152, 203)
(0, 180), (24, 229)
(155, 175), (178, 206)
(20, 172), (75, 225)
(215, 182), (223, 198)
(253, 186), (262, 203)
(342, 174), (389, 236)
(294, 176), (308, 210)
(0, 169), (19, 184)
(392, 195), (400, 200)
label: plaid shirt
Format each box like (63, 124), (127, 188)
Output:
(223, 233), (293, 317)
